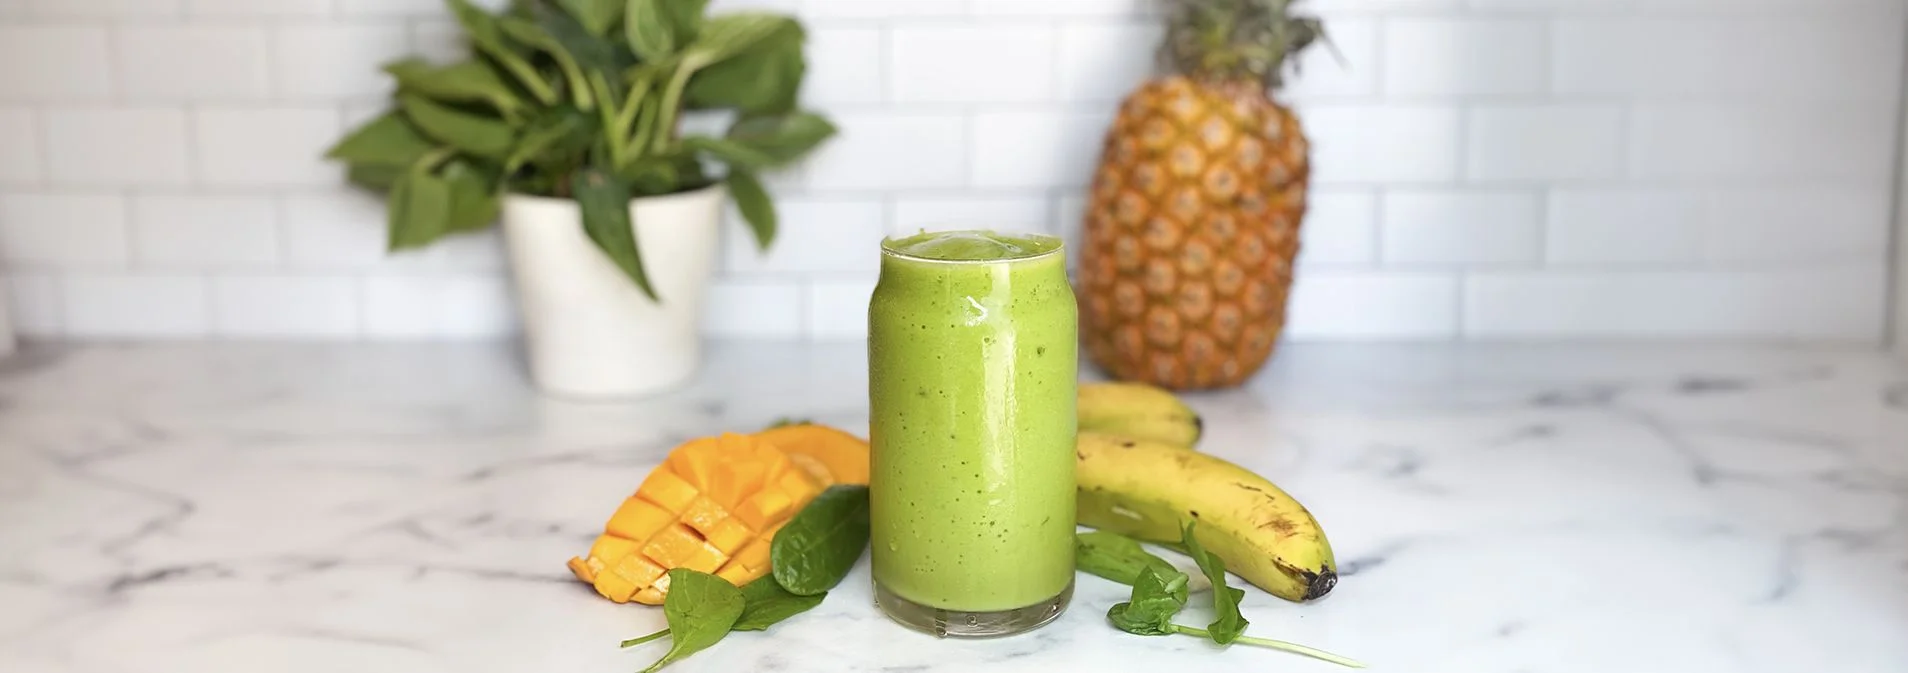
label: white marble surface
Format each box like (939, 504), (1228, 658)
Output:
(1, 342), (1905, 673)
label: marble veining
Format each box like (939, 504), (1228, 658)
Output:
(0, 343), (1904, 673)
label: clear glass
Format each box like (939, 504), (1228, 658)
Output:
(866, 231), (1078, 638)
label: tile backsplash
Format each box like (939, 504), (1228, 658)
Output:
(0, 0), (1900, 342)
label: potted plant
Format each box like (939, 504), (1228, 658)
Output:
(325, 0), (835, 398)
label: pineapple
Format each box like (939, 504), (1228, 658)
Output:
(1078, 0), (1324, 390)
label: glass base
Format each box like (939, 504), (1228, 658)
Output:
(873, 580), (1072, 639)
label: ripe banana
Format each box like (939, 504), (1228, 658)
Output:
(1075, 431), (1336, 602)
(1077, 382), (1203, 447)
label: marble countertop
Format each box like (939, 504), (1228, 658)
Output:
(1, 342), (1904, 673)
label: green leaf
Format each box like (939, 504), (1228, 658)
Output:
(347, 164), (404, 190)
(505, 106), (593, 174)
(681, 135), (775, 168)
(572, 166), (659, 300)
(442, 161), (500, 231)
(327, 112), (436, 167)
(640, 569), (745, 673)
(445, 0), (558, 105)
(499, 15), (594, 109)
(683, 17), (803, 114)
(387, 166), (452, 250)
(399, 94), (515, 158)
(688, 13), (796, 65)
(661, 0), (706, 44)
(725, 111), (835, 166)
(1182, 521), (1248, 646)
(733, 577), (824, 631)
(1106, 565), (1191, 636)
(1076, 531), (1182, 588)
(726, 169), (774, 251)
(556, 0), (622, 37)
(384, 58), (524, 118)
(770, 485), (870, 596)
(624, 0), (678, 62)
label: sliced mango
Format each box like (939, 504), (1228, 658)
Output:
(605, 497), (674, 541)
(755, 424), (872, 485)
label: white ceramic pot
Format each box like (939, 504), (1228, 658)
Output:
(501, 185), (724, 398)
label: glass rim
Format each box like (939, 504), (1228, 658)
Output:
(879, 230), (1066, 265)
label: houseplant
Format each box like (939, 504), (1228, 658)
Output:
(325, 0), (835, 398)
(1076, 0), (1322, 391)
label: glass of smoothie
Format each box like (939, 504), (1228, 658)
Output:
(868, 229), (1077, 638)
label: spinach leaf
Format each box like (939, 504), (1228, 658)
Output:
(1182, 521), (1247, 646)
(1105, 565), (1190, 636)
(770, 485), (870, 596)
(1076, 530), (1181, 588)
(639, 569), (745, 673)
(734, 576), (825, 631)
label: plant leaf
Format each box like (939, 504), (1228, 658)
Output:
(624, 0), (678, 62)
(444, 0), (558, 105)
(726, 169), (774, 251)
(572, 166), (659, 301)
(1106, 565), (1190, 636)
(770, 485), (870, 596)
(327, 112), (436, 167)
(661, 0), (706, 44)
(683, 16), (803, 114)
(1076, 531), (1182, 588)
(1182, 521), (1248, 646)
(556, 0), (622, 37)
(387, 167), (452, 250)
(505, 106), (593, 175)
(733, 577), (824, 631)
(399, 94), (515, 158)
(641, 569), (745, 673)
(499, 15), (593, 109)
(688, 13), (795, 65)
(384, 57), (524, 118)
(681, 135), (775, 168)
(725, 111), (835, 166)
(348, 164), (404, 190)
(442, 160), (500, 231)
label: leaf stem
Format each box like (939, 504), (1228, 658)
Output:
(651, 57), (705, 155)
(618, 628), (669, 649)
(1169, 625), (1366, 669)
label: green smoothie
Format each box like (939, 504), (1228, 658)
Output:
(868, 230), (1077, 629)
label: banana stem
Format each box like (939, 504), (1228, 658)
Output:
(1169, 625), (1365, 668)
(619, 628), (669, 648)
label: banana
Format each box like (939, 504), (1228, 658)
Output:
(1077, 382), (1203, 447)
(1075, 431), (1336, 602)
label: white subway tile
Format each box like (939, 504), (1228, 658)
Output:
(1298, 189), (1377, 265)
(727, 198), (884, 274)
(117, 25), (271, 101)
(411, 20), (468, 65)
(0, 108), (38, 183)
(43, 108), (191, 186)
(805, 27), (883, 105)
(187, 0), (329, 14)
(0, 0), (23, 14)
(30, 0), (180, 15)
(212, 275), (358, 338)
(972, 0), (1150, 15)
(1466, 105), (1623, 182)
(339, 0), (460, 14)
(273, 24), (410, 100)
(1309, 0), (1460, 8)
(1381, 190), (1542, 264)
(4, 273), (60, 336)
(891, 195), (1052, 236)
(131, 195), (278, 267)
(1466, 268), (1886, 341)
(801, 0), (963, 17)
(805, 113), (965, 190)
(1056, 22), (1163, 103)
(63, 273), (209, 338)
(1383, 19), (1544, 96)
(891, 26), (1055, 103)
(712, 0), (797, 9)
(971, 110), (1110, 189)
(1629, 104), (1894, 181)
(1553, 18), (1903, 100)
(362, 274), (517, 339)
(431, 229), (508, 270)
(0, 27), (112, 101)
(194, 107), (343, 186)
(1302, 105), (1461, 184)
(1284, 18), (1378, 99)
(1546, 189), (1704, 264)
(0, 193), (128, 266)
(701, 280), (804, 339)
(1285, 272), (1460, 340)
(1705, 187), (1889, 264)
(283, 191), (438, 269)
(806, 277), (875, 340)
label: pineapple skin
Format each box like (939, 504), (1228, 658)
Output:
(1078, 76), (1310, 390)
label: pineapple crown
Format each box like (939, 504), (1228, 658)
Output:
(1160, 0), (1326, 90)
